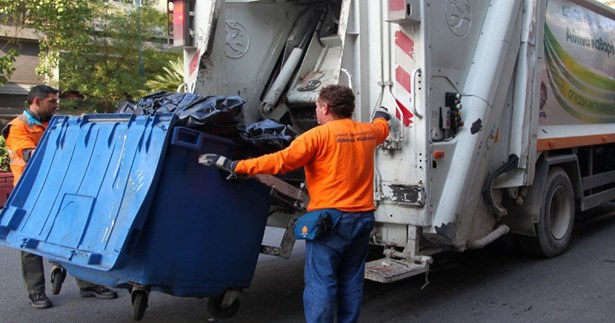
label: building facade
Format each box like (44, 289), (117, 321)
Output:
(0, 27), (43, 114)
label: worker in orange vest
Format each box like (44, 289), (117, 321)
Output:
(201, 85), (391, 323)
(2, 84), (118, 309)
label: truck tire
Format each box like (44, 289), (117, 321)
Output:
(519, 167), (575, 257)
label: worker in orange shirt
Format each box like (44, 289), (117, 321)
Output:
(2, 85), (118, 309)
(201, 84), (391, 323)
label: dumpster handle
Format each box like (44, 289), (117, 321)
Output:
(171, 127), (203, 151)
(80, 114), (135, 124)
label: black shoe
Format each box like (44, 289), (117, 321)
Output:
(80, 285), (118, 299)
(28, 292), (52, 309)
(50, 266), (66, 295)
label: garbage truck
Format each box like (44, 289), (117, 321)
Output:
(0, 0), (613, 320)
(173, 0), (615, 283)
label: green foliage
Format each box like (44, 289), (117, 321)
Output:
(0, 1), (95, 83)
(57, 98), (102, 115)
(0, 136), (10, 173)
(0, 48), (17, 86)
(0, 0), (181, 111)
(142, 57), (184, 95)
(59, 2), (181, 112)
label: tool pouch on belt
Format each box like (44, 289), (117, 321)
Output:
(293, 208), (342, 240)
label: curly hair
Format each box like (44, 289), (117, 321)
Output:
(318, 85), (355, 118)
(26, 84), (58, 105)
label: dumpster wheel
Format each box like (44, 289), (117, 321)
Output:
(49, 266), (66, 295)
(207, 296), (240, 319)
(131, 290), (148, 321)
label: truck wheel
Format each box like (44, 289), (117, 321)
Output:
(207, 296), (240, 319)
(520, 167), (575, 257)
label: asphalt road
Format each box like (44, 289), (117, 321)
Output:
(1, 205), (615, 323)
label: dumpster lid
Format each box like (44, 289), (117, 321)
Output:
(0, 113), (174, 270)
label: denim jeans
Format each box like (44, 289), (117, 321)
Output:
(303, 211), (375, 323)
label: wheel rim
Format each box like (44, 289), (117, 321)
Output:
(549, 185), (572, 240)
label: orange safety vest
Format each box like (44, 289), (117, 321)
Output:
(2, 113), (48, 186)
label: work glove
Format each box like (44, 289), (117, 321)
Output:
(199, 154), (239, 179)
(23, 148), (34, 163)
(373, 106), (391, 121)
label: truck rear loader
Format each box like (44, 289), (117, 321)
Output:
(174, 0), (615, 282)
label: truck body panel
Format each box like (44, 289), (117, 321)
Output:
(178, 0), (615, 282)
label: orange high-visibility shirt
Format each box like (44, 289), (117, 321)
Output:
(3, 113), (47, 186)
(235, 118), (389, 212)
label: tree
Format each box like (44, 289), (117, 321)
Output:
(60, 1), (181, 111)
(0, 48), (17, 86)
(142, 56), (184, 94)
(0, 0), (181, 111)
(0, 1), (94, 82)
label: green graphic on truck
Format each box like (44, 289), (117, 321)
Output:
(541, 0), (615, 124)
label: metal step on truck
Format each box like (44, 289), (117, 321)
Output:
(174, 0), (615, 282)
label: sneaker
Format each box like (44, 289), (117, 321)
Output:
(28, 292), (52, 309)
(79, 285), (118, 299)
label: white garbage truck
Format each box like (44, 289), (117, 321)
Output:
(170, 0), (615, 283)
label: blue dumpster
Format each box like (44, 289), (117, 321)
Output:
(0, 113), (271, 319)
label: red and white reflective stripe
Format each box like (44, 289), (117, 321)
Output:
(389, 0), (406, 11)
(188, 49), (201, 79)
(393, 28), (415, 127)
(395, 66), (411, 93)
(395, 99), (414, 128)
(394, 30), (415, 60)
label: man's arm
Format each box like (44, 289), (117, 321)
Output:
(234, 132), (316, 176)
(200, 130), (318, 177)
(4, 123), (37, 160)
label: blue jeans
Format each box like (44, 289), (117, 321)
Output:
(303, 211), (375, 323)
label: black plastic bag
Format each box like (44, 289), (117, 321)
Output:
(117, 91), (296, 152)
(175, 95), (245, 137)
(239, 119), (298, 153)
(117, 92), (245, 137)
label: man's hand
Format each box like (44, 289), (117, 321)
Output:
(199, 154), (239, 178)
(23, 148), (34, 163)
(374, 106), (391, 121)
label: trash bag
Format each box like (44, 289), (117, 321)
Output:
(115, 100), (137, 114)
(116, 92), (297, 152)
(116, 91), (197, 115)
(175, 95), (246, 137)
(239, 119), (298, 153)
(117, 92), (245, 137)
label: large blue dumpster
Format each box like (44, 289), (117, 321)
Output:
(0, 113), (271, 319)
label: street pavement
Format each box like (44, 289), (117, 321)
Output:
(1, 205), (615, 322)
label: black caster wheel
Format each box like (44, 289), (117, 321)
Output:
(50, 266), (66, 295)
(207, 296), (240, 319)
(131, 290), (148, 321)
